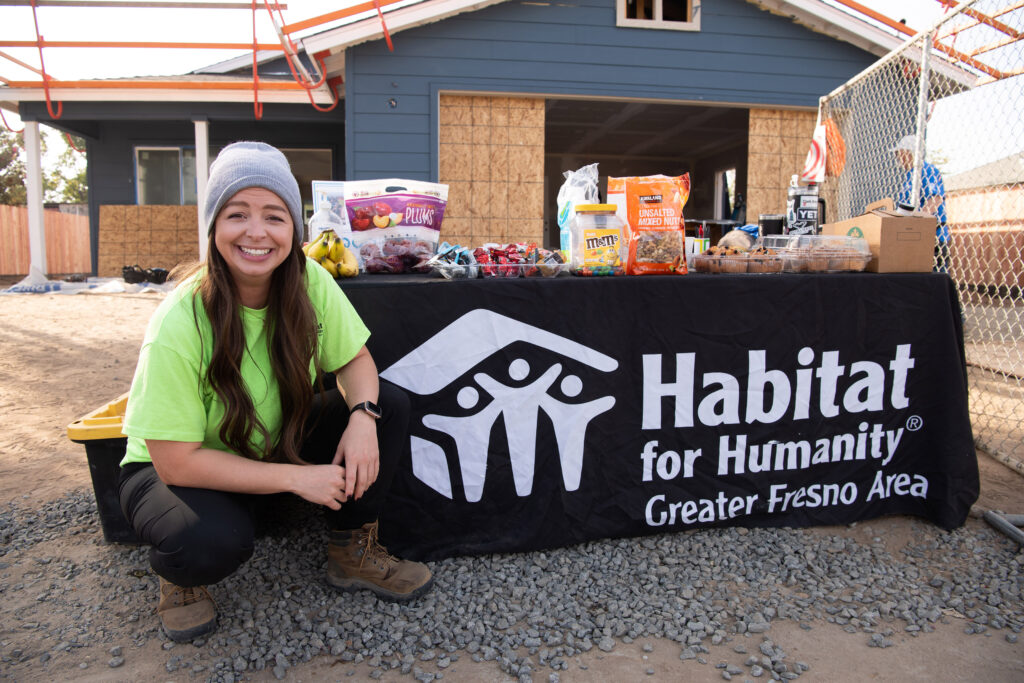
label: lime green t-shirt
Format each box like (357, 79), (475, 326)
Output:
(120, 258), (370, 465)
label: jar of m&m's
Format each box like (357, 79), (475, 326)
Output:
(570, 204), (625, 276)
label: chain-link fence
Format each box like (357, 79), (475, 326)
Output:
(818, 0), (1023, 474)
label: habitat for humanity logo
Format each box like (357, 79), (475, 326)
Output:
(380, 309), (618, 502)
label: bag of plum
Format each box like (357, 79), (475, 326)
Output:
(341, 179), (448, 274)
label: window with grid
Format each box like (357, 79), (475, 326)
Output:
(618, 0), (700, 31)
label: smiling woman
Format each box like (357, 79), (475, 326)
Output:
(116, 140), (433, 644)
(213, 187), (294, 308)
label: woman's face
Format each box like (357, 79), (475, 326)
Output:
(213, 187), (293, 290)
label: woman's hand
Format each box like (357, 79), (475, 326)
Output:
(288, 463), (350, 510)
(332, 412), (380, 501)
(331, 345), (382, 501)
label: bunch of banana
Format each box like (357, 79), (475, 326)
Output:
(303, 230), (359, 278)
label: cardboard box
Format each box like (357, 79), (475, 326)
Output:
(821, 198), (937, 273)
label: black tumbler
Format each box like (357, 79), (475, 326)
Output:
(759, 214), (785, 236)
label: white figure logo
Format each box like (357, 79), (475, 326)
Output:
(380, 310), (618, 501)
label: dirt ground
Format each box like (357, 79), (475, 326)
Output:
(1, 289), (1023, 682)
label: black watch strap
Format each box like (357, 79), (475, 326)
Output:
(350, 401), (382, 419)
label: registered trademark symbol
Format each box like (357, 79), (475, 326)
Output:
(906, 415), (923, 431)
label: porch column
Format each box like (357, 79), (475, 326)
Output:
(194, 119), (209, 261)
(24, 120), (46, 275)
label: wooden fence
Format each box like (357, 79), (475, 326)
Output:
(948, 185), (1024, 289)
(0, 205), (91, 276)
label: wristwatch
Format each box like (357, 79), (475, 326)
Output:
(350, 401), (382, 419)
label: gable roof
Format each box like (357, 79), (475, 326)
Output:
(297, 0), (908, 83)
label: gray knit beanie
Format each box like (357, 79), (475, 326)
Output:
(203, 141), (303, 241)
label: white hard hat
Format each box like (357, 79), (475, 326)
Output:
(891, 135), (916, 152)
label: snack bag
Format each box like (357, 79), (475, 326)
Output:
(341, 179), (448, 273)
(624, 174), (691, 275)
(426, 241), (479, 279)
(556, 163), (599, 258)
(608, 174), (673, 228)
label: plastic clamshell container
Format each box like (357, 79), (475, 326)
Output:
(744, 254), (786, 274)
(692, 250), (784, 274)
(693, 254), (747, 274)
(477, 262), (569, 278)
(68, 393), (138, 544)
(433, 262), (569, 279)
(430, 262), (478, 280)
(759, 234), (871, 273)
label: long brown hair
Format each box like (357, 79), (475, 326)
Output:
(178, 231), (319, 464)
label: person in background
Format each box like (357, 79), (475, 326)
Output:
(892, 134), (949, 272)
(118, 141), (432, 644)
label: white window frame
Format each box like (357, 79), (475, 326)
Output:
(617, 0), (700, 32)
(134, 146), (197, 206)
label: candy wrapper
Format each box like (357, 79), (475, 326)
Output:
(473, 243), (566, 278)
(426, 242), (479, 279)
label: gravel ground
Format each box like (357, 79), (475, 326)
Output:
(2, 488), (1022, 682)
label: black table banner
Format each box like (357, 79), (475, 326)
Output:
(339, 273), (978, 561)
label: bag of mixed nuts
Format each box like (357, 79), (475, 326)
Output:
(623, 174), (691, 275)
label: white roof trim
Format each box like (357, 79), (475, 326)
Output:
(0, 86), (333, 105)
(301, 0), (511, 62)
(749, 0), (906, 58)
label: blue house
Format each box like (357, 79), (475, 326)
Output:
(4, 0), (904, 275)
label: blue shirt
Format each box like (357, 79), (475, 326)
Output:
(898, 161), (948, 242)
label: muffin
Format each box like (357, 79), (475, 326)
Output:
(693, 255), (712, 273)
(746, 246), (783, 273)
(828, 248), (868, 271)
(782, 247), (808, 273)
(805, 246), (834, 272)
(719, 255), (749, 273)
(700, 245), (745, 273)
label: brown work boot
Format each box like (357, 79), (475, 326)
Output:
(157, 577), (217, 643)
(326, 521), (433, 602)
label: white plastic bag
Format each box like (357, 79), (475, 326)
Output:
(556, 163), (599, 257)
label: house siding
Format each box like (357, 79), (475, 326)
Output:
(345, 0), (878, 182)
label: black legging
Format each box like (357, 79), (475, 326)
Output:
(118, 381), (410, 587)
